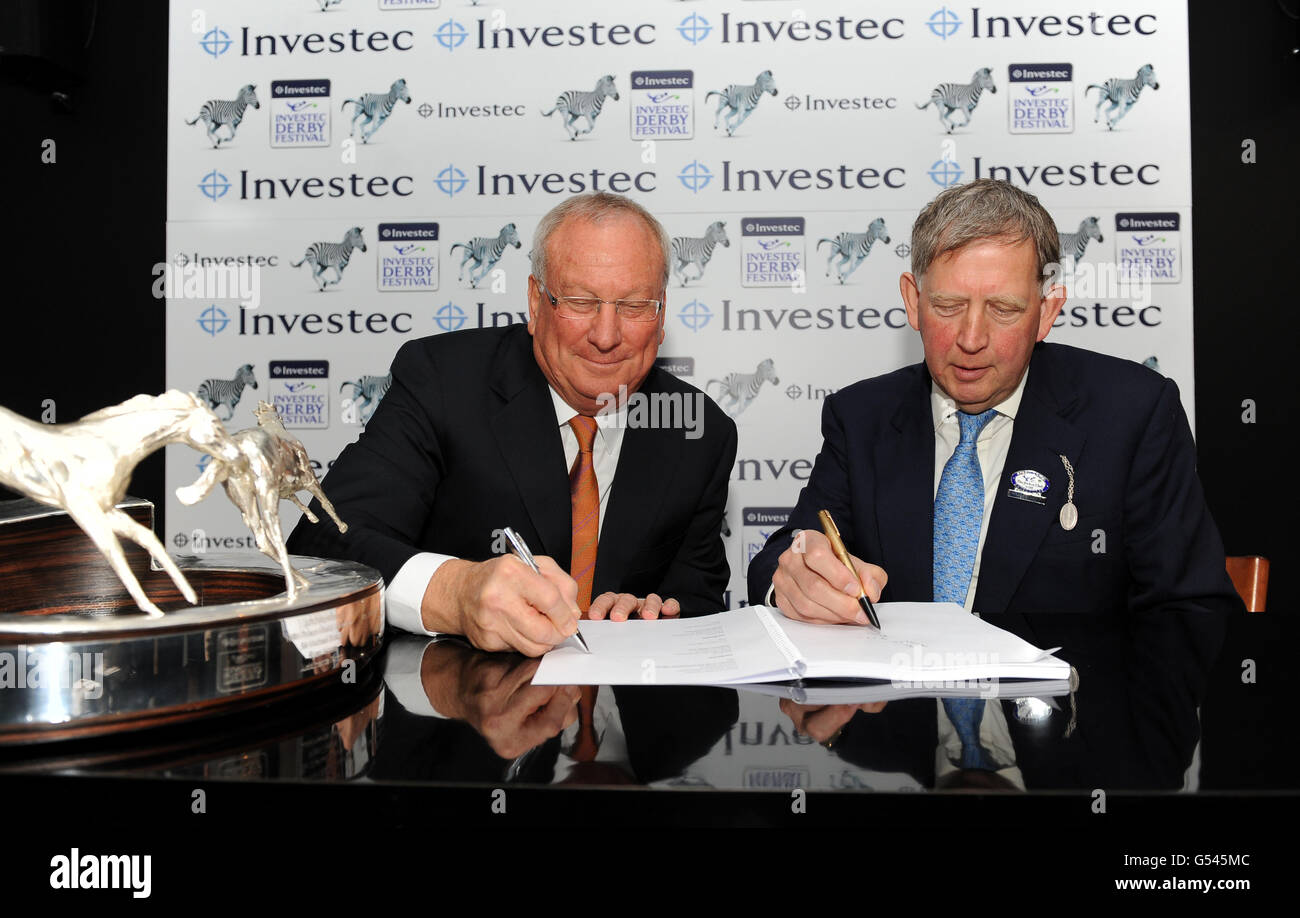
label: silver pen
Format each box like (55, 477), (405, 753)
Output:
(502, 526), (591, 654)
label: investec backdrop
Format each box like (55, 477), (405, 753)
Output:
(166, 0), (1193, 606)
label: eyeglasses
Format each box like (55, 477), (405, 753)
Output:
(535, 278), (663, 323)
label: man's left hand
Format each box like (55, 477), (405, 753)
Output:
(587, 592), (680, 622)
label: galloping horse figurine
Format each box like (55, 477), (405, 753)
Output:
(177, 401), (346, 602)
(0, 391), (238, 616)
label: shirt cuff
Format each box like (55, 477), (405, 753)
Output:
(764, 583), (776, 608)
(387, 552), (458, 636)
(383, 637), (449, 719)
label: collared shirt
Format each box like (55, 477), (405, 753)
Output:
(930, 369), (1029, 613)
(385, 386), (627, 635)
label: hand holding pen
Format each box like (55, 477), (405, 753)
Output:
(770, 511), (888, 627)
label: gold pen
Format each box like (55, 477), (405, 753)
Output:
(817, 509), (881, 629)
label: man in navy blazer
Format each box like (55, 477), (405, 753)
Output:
(748, 179), (1236, 719)
(289, 193), (736, 656)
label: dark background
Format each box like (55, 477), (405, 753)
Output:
(1, 1), (1296, 613)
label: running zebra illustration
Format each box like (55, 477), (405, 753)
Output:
(916, 67), (997, 133)
(707, 70), (778, 136)
(291, 226), (367, 291)
(1086, 64), (1159, 130)
(342, 78), (411, 143)
(671, 221), (730, 286)
(197, 364), (258, 421)
(1058, 217), (1104, 264)
(450, 223), (521, 288)
(818, 218), (891, 284)
(706, 359), (780, 418)
(541, 75), (619, 140)
(185, 84), (260, 148)
(1142, 356), (1162, 374)
(340, 374), (392, 425)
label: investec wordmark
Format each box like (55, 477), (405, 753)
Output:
(472, 20), (655, 49)
(239, 27), (413, 54)
(474, 166), (656, 195)
(239, 309), (412, 335)
(719, 162), (906, 191)
(238, 171), (413, 199)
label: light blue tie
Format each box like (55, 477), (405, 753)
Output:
(934, 408), (998, 771)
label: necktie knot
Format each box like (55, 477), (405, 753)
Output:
(569, 415), (598, 453)
(957, 408), (997, 446)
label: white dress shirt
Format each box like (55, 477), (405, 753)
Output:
(385, 387), (628, 635)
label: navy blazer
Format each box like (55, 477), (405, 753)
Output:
(747, 342), (1237, 715)
(288, 324), (738, 616)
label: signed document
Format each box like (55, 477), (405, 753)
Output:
(533, 602), (1069, 687)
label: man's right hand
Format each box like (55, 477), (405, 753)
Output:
(422, 555), (582, 656)
(771, 530), (887, 625)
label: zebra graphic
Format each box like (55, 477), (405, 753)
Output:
(1087, 64), (1159, 130)
(706, 359), (780, 418)
(1141, 356), (1162, 374)
(706, 70), (778, 136)
(916, 67), (997, 133)
(185, 84), (260, 148)
(340, 373), (392, 425)
(1058, 217), (1104, 264)
(541, 75), (619, 141)
(450, 224), (521, 288)
(291, 226), (367, 291)
(818, 218), (891, 284)
(671, 221), (730, 287)
(197, 364), (258, 421)
(342, 79), (412, 143)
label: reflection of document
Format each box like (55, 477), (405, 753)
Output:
(533, 603), (1069, 687)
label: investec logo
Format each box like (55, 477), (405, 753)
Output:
(458, 163), (656, 197)
(233, 170), (414, 200)
(970, 156), (1158, 187)
(680, 161), (906, 193)
(714, 12), (904, 42)
(930, 7), (1158, 38)
(239, 308), (413, 335)
(237, 26), (414, 55)
(437, 17), (654, 51)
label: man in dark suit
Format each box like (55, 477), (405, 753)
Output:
(748, 179), (1236, 726)
(289, 193), (736, 656)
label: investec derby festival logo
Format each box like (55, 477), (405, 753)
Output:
(270, 79), (330, 148)
(197, 364), (258, 421)
(1009, 64), (1073, 134)
(631, 70), (693, 140)
(199, 25), (233, 58)
(450, 223), (521, 288)
(378, 222), (439, 292)
(1116, 212), (1180, 283)
(741, 217), (805, 288)
(291, 226), (367, 291)
(339, 373), (391, 425)
(818, 218), (890, 284)
(926, 7), (963, 39)
(671, 221), (729, 287)
(343, 78), (412, 143)
(542, 75), (618, 141)
(270, 360), (329, 429)
(1087, 63), (1159, 130)
(677, 13), (711, 44)
(708, 70), (777, 136)
(918, 68), (996, 133)
(185, 84), (259, 148)
(706, 359), (779, 418)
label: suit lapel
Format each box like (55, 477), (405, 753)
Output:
(488, 329), (572, 566)
(594, 370), (685, 591)
(875, 366), (935, 602)
(974, 347), (1086, 616)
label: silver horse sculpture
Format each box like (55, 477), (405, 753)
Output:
(177, 401), (346, 601)
(0, 391), (237, 617)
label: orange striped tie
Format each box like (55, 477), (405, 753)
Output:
(568, 415), (600, 613)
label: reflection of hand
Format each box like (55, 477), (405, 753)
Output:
(334, 694), (382, 752)
(426, 555), (582, 656)
(587, 592), (681, 622)
(778, 699), (888, 744)
(336, 598), (381, 648)
(772, 530), (887, 625)
(421, 642), (580, 759)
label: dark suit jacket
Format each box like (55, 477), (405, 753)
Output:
(288, 324), (737, 618)
(747, 342), (1238, 719)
